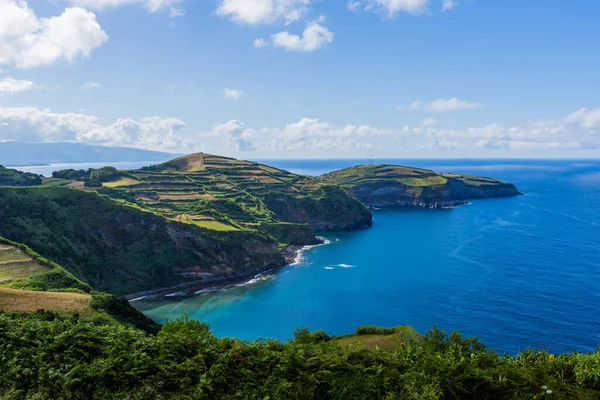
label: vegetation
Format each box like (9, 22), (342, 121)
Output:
(81, 153), (372, 234)
(323, 164), (521, 207)
(0, 165), (42, 186)
(0, 187), (284, 295)
(1, 313), (599, 399)
(52, 168), (92, 181)
(0, 289), (94, 316)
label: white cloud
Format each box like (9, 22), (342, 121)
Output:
(564, 107), (600, 130)
(212, 119), (255, 151)
(0, 0), (108, 69)
(407, 98), (484, 112)
(421, 117), (437, 127)
(253, 38), (267, 48)
(0, 78), (35, 95)
(222, 88), (245, 100)
(2, 105), (599, 156)
(82, 81), (101, 90)
(441, 0), (457, 11)
(351, 0), (430, 16)
(0, 106), (189, 151)
(69, 0), (183, 17)
(347, 0), (362, 12)
(271, 20), (333, 52)
(216, 0), (310, 25)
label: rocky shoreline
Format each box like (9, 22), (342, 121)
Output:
(126, 242), (323, 302)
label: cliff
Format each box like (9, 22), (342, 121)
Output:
(0, 187), (285, 296)
(322, 164), (521, 208)
(88, 153), (372, 233)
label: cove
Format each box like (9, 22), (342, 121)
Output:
(134, 160), (600, 354)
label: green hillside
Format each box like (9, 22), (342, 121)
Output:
(0, 237), (158, 333)
(92, 153), (372, 232)
(0, 187), (285, 296)
(0, 165), (42, 186)
(323, 164), (521, 208)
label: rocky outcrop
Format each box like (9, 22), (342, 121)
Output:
(262, 185), (372, 231)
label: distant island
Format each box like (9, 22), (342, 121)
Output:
(0, 142), (178, 166)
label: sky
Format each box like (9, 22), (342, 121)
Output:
(0, 0), (599, 159)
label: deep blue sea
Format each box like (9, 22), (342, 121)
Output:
(21, 159), (599, 354)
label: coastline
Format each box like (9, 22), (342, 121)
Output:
(127, 239), (328, 302)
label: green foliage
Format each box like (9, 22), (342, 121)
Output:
(356, 325), (404, 335)
(52, 168), (91, 181)
(90, 293), (160, 334)
(7, 267), (92, 293)
(0, 187), (283, 295)
(90, 166), (119, 182)
(0, 165), (42, 186)
(0, 313), (599, 399)
(83, 179), (103, 187)
(259, 222), (320, 245)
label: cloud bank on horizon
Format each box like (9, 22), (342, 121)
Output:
(0, 0), (598, 158)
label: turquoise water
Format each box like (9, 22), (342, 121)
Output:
(134, 160), (600, 354)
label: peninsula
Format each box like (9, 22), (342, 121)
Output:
(323, 164), (521, 209)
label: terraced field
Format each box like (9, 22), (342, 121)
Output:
(0, 244), (50, 285)
(0, 243), (94, 315)
(90, 153), (371, 236)
(323, 164), (520, 208)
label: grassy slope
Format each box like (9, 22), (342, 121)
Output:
(0, 287), (94, 316)
(94, 153), (371, 233)
(0, 187), (284, 295)
(322, 164), (510, 188)
(323, 164), (519, 204)
(0, 238), (159, 332)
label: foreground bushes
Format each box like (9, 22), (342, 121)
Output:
(1, 312), (600, 399)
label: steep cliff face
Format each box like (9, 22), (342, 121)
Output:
(323, 165), (521, 209)
(262, 185), (373, 230)
(0, 187), (284, 295)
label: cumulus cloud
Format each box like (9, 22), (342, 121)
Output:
(212, 119), (255, 151)
(222, 88), (245, 100)
(0, 78), (35, 95)
(69, 0), (183, 17)
(271, 20), (333, 52)
(564, 107), (600, 130)
(0, 0), (108, 69)
(2, 105), (599, 156)
(253, 38), (267, 48)
(441, 0), (457, 11)
(216, 0), (310, 25)
(349, 0), (430, 16)
(0, 106), (189, 151)
(82, 81), (101, 90)
(347, 0), (362, 12)
(407, 98), (484, 112)
(421, 117), (437, 127)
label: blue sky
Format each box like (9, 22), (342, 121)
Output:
(0, 0), (599, 158)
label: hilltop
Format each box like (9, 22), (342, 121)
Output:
(322, 164), (521, 208)
(90, 153), (372, 232)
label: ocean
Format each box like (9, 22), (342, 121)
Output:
(18, 159), (600, 354)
